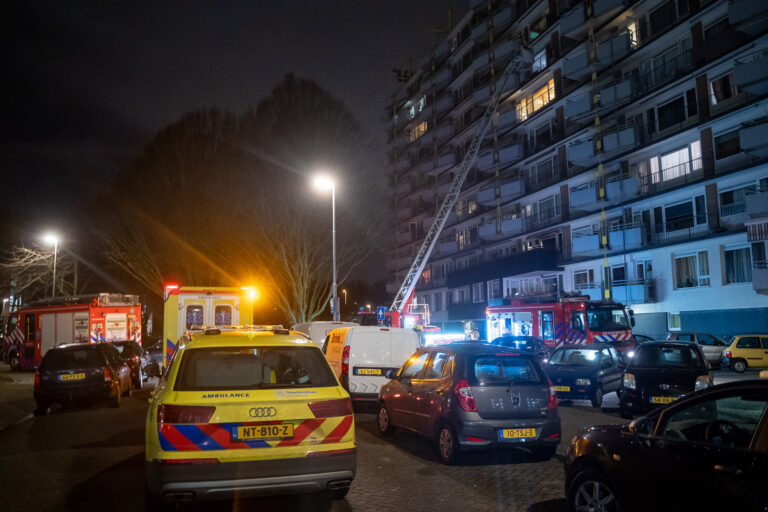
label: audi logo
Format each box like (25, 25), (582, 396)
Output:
(249, 407), (277, 418)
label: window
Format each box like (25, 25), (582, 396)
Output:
(540, 311), (554, 338)
(409, 121), (428, 142)
(532, 50), (547, 73)
(453, 287), (468, 304)
(668, 312), (681, 330)
(714, 131), (740, 159)
(674, 251), (710, 288)
(25, 314), (35, 342)
(571, 311), (586, 331)
(650, 0), (677, 36)
(724, 247), (752, 283)
(487, 279), (501, 300)
(433, 292), (442, 311)
(214, 305), (232, 326)
(401, 352), (429, 378)
(472, 282), (485, 303)
(417, 95), (426, 112)
(517, 79), (556, 120)
(736, 336), (761, 349)
(535, 194), (561, 223)
(574, 269), (596, 290)
(627, 21), (639, 48)
(658, 97), (685, 130)
(709, 74), (739, 105)
(186, 305), (204, 329)
(423, 352), (451, 379)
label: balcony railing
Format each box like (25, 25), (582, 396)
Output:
(612, 279), (656, 304)
(638, 158), (703, 195)
(720, 204), (748, 226)
(754, 260), (768, 294)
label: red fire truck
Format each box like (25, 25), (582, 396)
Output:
(353, 297), (440, 332)
(1, 293), (142, 371)
(485, 295), (635, 352)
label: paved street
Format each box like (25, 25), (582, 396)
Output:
(0, 365), (760, 512)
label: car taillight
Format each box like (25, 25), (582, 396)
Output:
(454, 378), (476, 412)
(157, 404), (215, 425)
(308, 398), (353, 418)
(341, 345), (350, 375)
(725, 351), (731, 358)
(34, 371), (40, 389)
(548, 378), (557, 409)
(104, 368), (113, 383)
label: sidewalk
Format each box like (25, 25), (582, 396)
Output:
(0, 364), (35, 431)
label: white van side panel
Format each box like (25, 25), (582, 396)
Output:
(389, 330), (420, 369)
(348, 329), (391, 396)
(293, 322), (357, 348)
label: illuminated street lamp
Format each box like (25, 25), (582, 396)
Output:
(342, 289), (347, 304)
(42, 233), (59, 298)
(366, 304), (371, 312)
(313, 174), (339, 321)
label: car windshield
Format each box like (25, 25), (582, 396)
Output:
(549, 348), (601, 366)
(111, 342), (139, 358)
(632, 345), (702, 368)
(490, 336), (536, 350)
(468, 355), (543, 386)
(586, 307), (629, 331)
(41, 347), (103, 371)
(174, 346), (337, 391)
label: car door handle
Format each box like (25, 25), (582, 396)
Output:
(713, 464), (742, 475)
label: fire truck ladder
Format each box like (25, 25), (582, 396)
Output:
(390, 56), (519, 315)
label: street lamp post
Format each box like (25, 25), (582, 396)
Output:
(313, 174), (339, 321)
(42, 233), (59, 299)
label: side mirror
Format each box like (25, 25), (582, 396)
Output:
(385, 369), (398, 379)
(630, 317), (636, 327)
(629, 416), (652, 435)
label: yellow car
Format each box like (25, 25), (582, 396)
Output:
(144, 327), (356, 507)
(724, 334), (768, 373)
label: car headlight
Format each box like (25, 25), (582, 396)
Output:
(695, 376), (710, 391)
(575, 378), (591, 386)
(623, 373), (636, 390)
(627, 351), (635, 358)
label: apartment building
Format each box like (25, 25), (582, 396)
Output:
(386, 0), (768, 338)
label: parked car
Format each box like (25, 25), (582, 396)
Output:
(632, 333), (655, 344)
(145, 328), (355, 508)
(34, 343), (132, 414)
(111, 340), (151, 389)
(377, 343), (560, 464)
(619, 341), (717, 418)
(565, 380), (768, 512)
(489, 335), (552, 364)
(145, 339), (163, 365)
(545, 344), (623, 407)
(323, 326), (421, 401)
(723, 334), (768, 373)
(666, 331), (728, 364)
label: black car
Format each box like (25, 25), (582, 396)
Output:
(545, 344), (623, 408)
(34, 343), (132, 414)
(377, 343), (560, 464)
(145, 338), (163, 365)
(489, 335), (552, 364)
(619, 341), (717, 418)
(111, 340), (151, 389)
(564, 380), (768, 512)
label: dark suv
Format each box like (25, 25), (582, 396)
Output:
(377, 343), (560, 464)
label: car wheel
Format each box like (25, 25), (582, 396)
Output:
(591, 386), (604, 408)
(111, 385), (121, 408)
(436, 424), (460, 465)
(530, 445), (557, 461)
(9, 354), (20, 371)
(568, 468), (622, 512)
(377, 403), (395, 436)
(34, 401), (49, 416)
(731, 358), (747, 373)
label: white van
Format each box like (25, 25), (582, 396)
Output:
(291, 321), (357, 348)
(323, 326), (422, 401)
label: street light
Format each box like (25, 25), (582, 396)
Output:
(42, 233), (59, 299)
(342, 289), (347, 305)
(366, 304), (371, 312)
(313, 174), (339, 321)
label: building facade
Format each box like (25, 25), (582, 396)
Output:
(386, 0), (768, 338)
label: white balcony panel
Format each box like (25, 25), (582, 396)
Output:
(754, 266), (768, 294)
(496, 108), (517, 128)
(606, 176), (640, 200)
(603, 126), (636, 153)
(575, 286), (602, 301)
(472, 22), (486, 39)
(436, 152), (455, 168)
(572, 234), (601, 255)
(493, 6), (513, 27)
(479, 223), (497, 239)
(495, 39), (517, 59)
(560, 3), (587, 39)
(499, 143), (523, 163)
(474, 86), (491, 104)
(570, 184), (597, 208)
(437, 123), (454, 141)
(568, 139), (595, 163)
(734, 52), (768, 95)
(563, 51), (591, 81)
(436, 95), (453, 113)
(477, 151), (495, 169)
(565, 94), (592, 119)
(500, 217), (525, 234)
(600, 79), (632, 106)
(439, 241), (458, 256)
(739, 123), (768, 155)
(729, 0), (768, 34)
(611, 283), (647, 304)
(596, 33), (631, 70)
(746, 191), (768, 218)
(609, 226), (642, 250)
(499, 178), (524, 199)
(478, 186), (496, 205)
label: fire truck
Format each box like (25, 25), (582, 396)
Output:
(162, 284), (255, 366)
(1, 293), (142, 371)
(485, 295), (636, 352)
(353, 298), (440, 332)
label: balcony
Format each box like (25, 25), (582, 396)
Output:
(728, 0), (768, 35)
(436, 94), (453, 113)
(565, 93), (592, 120)
(734, 51), (768, 96)
(499, 143), (524, 163)
(494, 39), (517, 60)
(746, 190), (768, 218)
(385, 281), (398, 295)
(496, 107), (517, 129)
(396, 229), (412, 244)
(568, 138), (595, 164)
(754, 261), (768, 294)
(474, 85), (491, 104)
(560, 3), (587, 40)
(602, 125), (636, 153)
(477, 151), (495, 170)
(606, 173), (640, 200)
(574, 284), (601, 301)
(608, 223), (643, 250)
(436, 123), (454, 144)
(594, 33), (632, 70)
(739, 122), (768, 157)
(435, 67), (452, 90)
(747, 219), (768, 242)
(593, 0), (628, 19)
(612, 280), (655, 304)
(572, 232), (601, 256)
(493, 6), (513, 28)
(436, 151), (455, 169)
(439, 240), (458, 256)
(471, 21), (486, 40)
(599, 78), (633, 108)
(448, 301), (487, 321)
(500, 216), (526, 235)
(479, 222), (497, 240)
(499, 177), (524, 200)
(478, 184), (496, 205)
(720, 203), (748, 227)
(563, 50), (591, 81)
(570, 182), (597, 209)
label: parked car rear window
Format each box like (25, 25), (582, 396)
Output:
(468, 355), (543, 385)
(111, 341), (141, 358)
(632, 345), (702, 368)
(41, 347), (104, 371)
(549, 348), (601, 366)
(174, 346), (337, 391)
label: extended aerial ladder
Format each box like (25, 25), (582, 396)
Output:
(389, 55), (522, 322)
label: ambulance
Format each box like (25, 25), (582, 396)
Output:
(2, 293), (142, 371)
(485, 295), (636, 354)
(161, 284), (255, 366)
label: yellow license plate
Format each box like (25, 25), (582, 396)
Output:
(555, 385), (570, 392)
(501, 428), (537, 439)
(234, 424), (294, 440)
(356, 368), (382, 375)
(651, 396), (677, 404)
(60, 373), (85, 381)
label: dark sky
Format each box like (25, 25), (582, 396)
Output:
(2, 0), (468, 238)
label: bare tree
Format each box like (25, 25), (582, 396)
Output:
(0, 244), (85, 307)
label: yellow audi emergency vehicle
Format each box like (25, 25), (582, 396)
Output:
(145, 327), (356, 507)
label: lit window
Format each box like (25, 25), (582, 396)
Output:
(418, 96), (426, 112)
(532, 50), (547, 73)
(674, 251), (710, 288)
(627, 21), (639, 49)
(409, 121), (428, 142)
(517, 79), (555, 121)
(408, 105), (416, 119)
(472, 282), (485, 303)
(668, 312), (681, 330)
(487, 280), (501, 300)
(709, 74), (739, 105)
